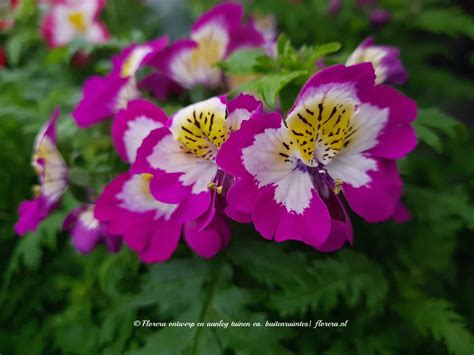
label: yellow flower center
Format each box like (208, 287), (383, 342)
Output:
(68, 11), (87, 33)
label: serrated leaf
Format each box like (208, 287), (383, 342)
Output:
(413, 108), (463, 152)
(236, 71), (307, 109)
(219, 49), (266, 74)
(396, 298), (474, 355)
(415, 8), (474, 39)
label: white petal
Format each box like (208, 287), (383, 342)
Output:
(117, 174), (177, 220)
(147, 134), (218, 194)
(78, 207), (100, 231)
(226, 108), (251, 132)
(346, 47), (388, 84)
(120, 46), (153, 78)
(343, 103), (388, 156)
(242, 127), (313, 214)
(326, 153), (376, 188)
(123, 116), (163, 163)
(171, 22), (228, 87)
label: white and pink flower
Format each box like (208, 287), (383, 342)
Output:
(72, 37), (168, 128)
(150, 2), (266, 90)
(41, 0), (110, 48)
(15, 108), (68, 235)
(217, 63), (417, 250)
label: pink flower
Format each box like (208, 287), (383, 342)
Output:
(130, 94), (262, 258)
(63, 204), (121, 254)
(72, 37), (168, 128)
(94, 172), (182, 263)
(15, 108), (68, 235)
(41, 0), (110, 48)
(150, 2), (266, 91)
(346, 37), (407, 85)
(217, 64), (417, 251)
(94, 98), (236, 262)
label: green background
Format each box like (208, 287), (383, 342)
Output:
(0, 0), (473, 354)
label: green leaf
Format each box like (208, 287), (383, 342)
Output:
(396, 298), (474, 355)
(237, 71), (307, 109)
(415, 8), (474, 39)
(129, 258), (292, 355)
(6, 35), (23, 66)
(268, 250), (388, 316)
(413, 108), (463, 152)
(311, 42), (341, 61)
(219, 49), (266, 74)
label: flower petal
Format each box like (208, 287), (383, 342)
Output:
(343, 159), (402, 222)
(112, 99), (168, 163)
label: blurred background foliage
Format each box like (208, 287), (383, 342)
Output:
(0, 0), (473, 354)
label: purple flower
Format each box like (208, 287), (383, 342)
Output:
(151, 2), (265, 90)
(327, 0), (342, 16)
(94, 97), (241, 262)
(72, 37), (168, 128)
(131, 94), (262, 257)
(369, 9), (391, 27)
(346, 37), (407, 85)
(15, 108), (68, 235)
(217, 64), (417, 251)
(63, 204), (121, 254)
(94, 172), (182, 263)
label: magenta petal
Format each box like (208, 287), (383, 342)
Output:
(317, 203), (353, 252)
(227, 93), (263, 114)
(150, 39), (197, 76)
(131, 127), (171, 174)
(150, 173), (189, 204)
(122, 214), (154, 251)
(139, 220), (182, 263)
(72, 74), (128, 128)
(139, 72), (182, 101)
(369, 85), (417, 127)
(191, 2), (243, 41)
(224, 205), (252, 223)
(105, 235), (122, 253)
(367, 85), (417, 158)
(71, 222), (102, 254)
(171, 192), (211, 224)
(112, 99), (168, 163)
(111, 36), (168, 75)
(184, 213), (230, 258)
(343, 159), (402, 223)
(14, 198), (47, 235)
(290, 63), (376, 112)
(300, 192), (332, 246)
(252, 186), (281, 240)
(370, 125), (417, 159)
(392, 201), (411, 223)
(225, 176), (259, 214)
(194, 193), (217, 231)
(94, 173), (130, 221)
(227, 21), (265, 53)
(217, 112), (282, 178)
(274, 191), (331, 248)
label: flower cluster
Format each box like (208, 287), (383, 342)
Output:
(16, 1), (416, 261)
